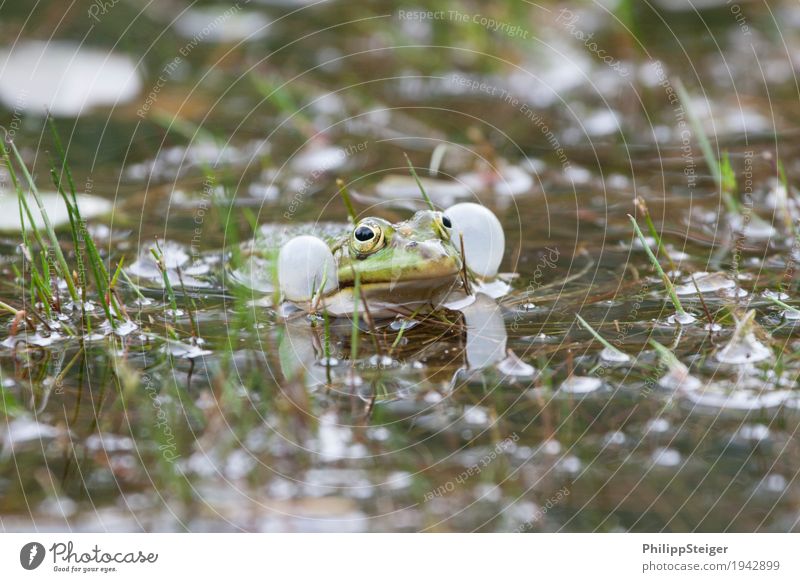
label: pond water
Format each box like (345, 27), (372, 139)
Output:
(2, 0), (800, 532)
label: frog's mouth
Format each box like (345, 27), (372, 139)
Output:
(319, 271), (463, 317)
(359, 271), (461, 292)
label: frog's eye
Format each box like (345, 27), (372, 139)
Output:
(352, 223), (384, 254)
(434, 213), (452, 240)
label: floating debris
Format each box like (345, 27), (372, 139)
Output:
(558, 455), (582, 474)
(715, 311), (772, 364)
(559, 375), (602, 394)
(763, 289), (789, 301)
(666, 311), (697, 325)
(674, 272), (736, 295)
(126, 140), (269, 182)
(763, 292), (800, 321)
(175, 7), (271, 43)
(651, 447), (681, 467)
(0, 41), (141, 117)
(646, 418), (671, 434)
(760, 473), (788, 493)
(0, 191), (111, 232)
(473, 278), (513, 299)
(127, 241), (212, 288)
(101, 319), (139, 337)
(458, 163), (533, 197)
(782, 309), (800, 321)
(167, 340), (212, 359)
(85, 433), (135, 453)
(603, 431), (627, 446)
(497, 350), (536, 377)
(1, 330), (64, 348)
(684, 386), (792, 411)
(290, 145), (352, 175)
(654, 0), (749, 10)
(728, 213), (777, 240)
(463, 406), (489, 426)
(389, 318), (419, 332)
(651, 340), (703, 392)
(1, 418), (62, 455)
(575, 314), (630, 363)
(734, 424), (770, 442)
(374, 175), (470, 206)
(539, 439), (562, 455)
(600, 346), (630, 363)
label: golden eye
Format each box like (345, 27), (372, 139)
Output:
(352, 223), (384, 254)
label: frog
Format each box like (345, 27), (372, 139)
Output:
(265, 202), (508, 317)
(224, 202), (521, 387)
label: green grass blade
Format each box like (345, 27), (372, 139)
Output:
(336, 178), (357, 222)
(404, 153), (436, 211)
(628, 214), (686, 317)
(5, 141), (79, 302)
(350, 269), (361, 363)
(575, 314), (629, 360)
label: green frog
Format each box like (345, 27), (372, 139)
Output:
(235, 203), (507, 317)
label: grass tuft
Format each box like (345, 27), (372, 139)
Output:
(150, 239), (179, 319)
(0, 140), (79, 303)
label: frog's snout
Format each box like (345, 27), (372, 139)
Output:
(409, 238), (462, 275)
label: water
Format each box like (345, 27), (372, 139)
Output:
(1, 0), (800, 532)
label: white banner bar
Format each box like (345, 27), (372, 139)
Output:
(1, 533), (799, 581)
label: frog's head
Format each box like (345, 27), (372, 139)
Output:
(336, 210), (462, 292)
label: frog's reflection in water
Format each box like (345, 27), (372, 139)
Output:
(275, 292), (510, 407)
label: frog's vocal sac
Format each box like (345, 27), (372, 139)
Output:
(275, 203), (506, 317)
